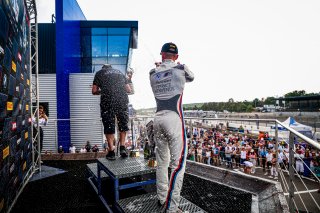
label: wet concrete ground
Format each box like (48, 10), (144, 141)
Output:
(11, 160), (106, 213)
(10, 159), (320, 213)
(11, 160), (252, 213)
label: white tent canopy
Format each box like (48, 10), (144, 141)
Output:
(280, 117), (312, 131)
(273, 117), (313, 138)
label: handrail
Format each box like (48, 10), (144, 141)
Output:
(184, 117), (276, 122)
(275, 119), (320, 149)
(48, 116), (320, 149)
(50, 118), (102, 121)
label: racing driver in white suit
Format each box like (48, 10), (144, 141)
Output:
(149, 42), (194, 213)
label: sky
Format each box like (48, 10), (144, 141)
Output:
(36, 0), (320, 109)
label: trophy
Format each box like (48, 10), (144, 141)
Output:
(129, 116), (140, 157)
(146, 121), (157, 167)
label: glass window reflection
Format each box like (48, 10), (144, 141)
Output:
(92, 64), (103, 73)
(92, 57), (108, 65)
(82, 27), (131, 74)
(107, 56), (127, 64)
(92, 36), (108, 57)
(92, 28), (108, 35)
(111, 64), (126, 73)
(108, 28), (130, 35)
(108, 36), (129, 56)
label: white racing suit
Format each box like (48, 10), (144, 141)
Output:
(149, 59), (194, 212)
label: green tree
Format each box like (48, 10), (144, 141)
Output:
(240, 102), (247, 112)
(252, 98), (261, 107)
(284, 90), (306, 97)
(264, 96), (276, 105)
(246, 104), (254, 112)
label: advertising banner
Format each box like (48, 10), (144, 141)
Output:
(0, 1), (32, 212)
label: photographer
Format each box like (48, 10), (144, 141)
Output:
(126, 67), (134, 95)
(32, 105), (48, 152)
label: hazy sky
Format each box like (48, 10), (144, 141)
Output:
(37, 0), (320, 109)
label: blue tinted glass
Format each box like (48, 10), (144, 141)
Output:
(108, 36), (129, 57)
(92, 36), (108, 57)
(81, 35), (92, 57)
(92, 57), (108, 65)
(108, 28), (130, 35)
(92, 28), (108, 35)
(92, 64), (103, 73)
(112, 65), (126, 74)
(108, 56), (127, 64)
(63, 0), (86, 20)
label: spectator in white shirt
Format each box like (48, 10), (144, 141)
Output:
(69, 144), (76, 153)
(277, 150), (284, 169)
(265, 149), (273, 176)
(206, 148), (212, 165)
(32, 105), (48, 152)
(240, 147), (247, 167)
(295, 149), (305, 175)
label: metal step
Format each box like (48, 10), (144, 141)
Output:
(87, 163), (109, 179)
(117, 192), (207, 213)
(97, 156), (156, 178)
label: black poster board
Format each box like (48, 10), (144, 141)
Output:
(0, 0), (32, 212)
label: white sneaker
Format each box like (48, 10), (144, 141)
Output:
(264, 172), (268, 176)
(268, 176), (273, 178)
(274, 176), (278, 180)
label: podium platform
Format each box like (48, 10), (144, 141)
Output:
(117, 192), (207, 213)
(87, 163), (109, 179)
(97, 156), (156, 179)
(94, 156), (156, 212)
(87, 163), (109, 195)
(89, 156), (207, 213)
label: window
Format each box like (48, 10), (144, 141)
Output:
(108, 28), (130, 35)
(92, 36), (108, 57)
(108, 36), (129, 57)
(84, 27), (130, 73)
(92, 28), (108, 35)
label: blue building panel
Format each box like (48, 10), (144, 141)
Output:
(56, 0), (86, 151)
(55, 0), (138, 152)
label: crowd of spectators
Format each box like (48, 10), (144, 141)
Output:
(53, 122), (320, 180)
(56, 141), (103, 154)
(186, 126), (320, 179)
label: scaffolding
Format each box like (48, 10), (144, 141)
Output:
(26, 0), (41, 172)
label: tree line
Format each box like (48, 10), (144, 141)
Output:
(183, 90), (319, 112)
